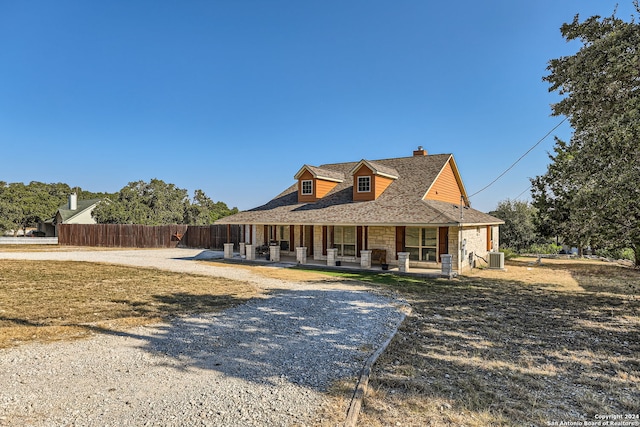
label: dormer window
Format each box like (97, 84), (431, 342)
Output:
(350, 160), (399, 201)
(301, 180), (313, 195)
(294, 165), (344, 203)
(357, 176), (371, 193)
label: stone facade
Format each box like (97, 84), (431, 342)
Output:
(455, 225), (499, 272)
(368, 226), (396, 265)
(240, 223), (499, 272)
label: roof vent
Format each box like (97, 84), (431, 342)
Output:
(413, 146), (427, 156)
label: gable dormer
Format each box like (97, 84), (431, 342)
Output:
(349, 160), (398, 201)
(294, 165), (344, 203)
(424, 155), (470, 206)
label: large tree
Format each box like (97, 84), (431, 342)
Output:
(532, 3), (640, 265)
(93, 179), (189, 225)
(0, 181), (71, 236)
(184, 189), (239, 225)
(489, 199), (541, 252)
(92, 179), (237, 225)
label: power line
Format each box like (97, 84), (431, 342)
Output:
(514, 186), (531, 200)
(468, 118), (567, 198)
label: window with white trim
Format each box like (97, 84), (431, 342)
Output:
(301, 180), (313, 195)
(405, 227), (437, 261)
(357, 176), (371, 193)
(333, 226), (356, 257)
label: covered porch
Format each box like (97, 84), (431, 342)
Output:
(219, 242), (454, 278)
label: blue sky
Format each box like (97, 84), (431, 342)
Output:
(1, 1), (636, 212)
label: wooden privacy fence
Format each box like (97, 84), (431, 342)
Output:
(58, 224), (241, 250)
(180, 225), (242, 250)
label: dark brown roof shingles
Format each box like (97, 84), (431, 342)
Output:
(217, 154), (503, 226)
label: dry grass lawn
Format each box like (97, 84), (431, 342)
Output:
(2, 251), (638, 426)
(0, 259), (258, 348)
(355, 257), (640, 426)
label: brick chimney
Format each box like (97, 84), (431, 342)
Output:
(413, 146), (427, 156)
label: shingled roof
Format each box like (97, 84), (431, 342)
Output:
(56, 198), (101, 222)
(217, 154), (503, 226)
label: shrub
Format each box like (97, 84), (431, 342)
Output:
(528, 243), (562, 254)
(500, 248), (519, 260)
(595, 247), (636, 262)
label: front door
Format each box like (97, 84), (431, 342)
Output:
(438, 227), (449, 262)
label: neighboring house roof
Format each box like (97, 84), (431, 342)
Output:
(217, 154), (503, 226)
(56, 198), (102, 223)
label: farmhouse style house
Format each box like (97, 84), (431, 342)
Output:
(39, 193), (101, 237)
(216, 148), (503, 272)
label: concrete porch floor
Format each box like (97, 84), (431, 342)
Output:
(217, 252), (454, 279)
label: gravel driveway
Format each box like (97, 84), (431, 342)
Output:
(0, 249), (407, 426)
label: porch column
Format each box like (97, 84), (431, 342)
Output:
(269, 245), (281, 262)
(398, 252), (410, 273)
(245, 244), (255, 261)
(296, 247), (307, 264)
(441, 254), (453, 278)
(239, 242), (246, 256)
(326, 248), (338, 266)
(224, 243), (234, 259)
(360, 250), (372, 269)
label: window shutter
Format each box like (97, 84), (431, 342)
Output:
(364, 226), (369, 250)
(395, 226), (405, 259)
(329, 226), (334, 249)
(486, 226), (492, 251)
(322, 226), (327, 255)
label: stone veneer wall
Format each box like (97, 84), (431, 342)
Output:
(457, 225), (497, 272)
(367, 226), (396, 265)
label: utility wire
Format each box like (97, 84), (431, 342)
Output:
(514, 186), (532, 200)
(468, 118), (567, 198)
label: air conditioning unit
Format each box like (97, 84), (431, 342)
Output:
(488, 252), (504, 269)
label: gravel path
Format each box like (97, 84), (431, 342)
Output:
(0, 249), (407, 426)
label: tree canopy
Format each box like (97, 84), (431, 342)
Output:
(0, 179), (238, 234)
(92, 179), (238, 225)
(489, 199), (542, 252)
(531, 3), (640, 265)
(0, 182), (107, 236)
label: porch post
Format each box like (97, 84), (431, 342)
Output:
(398, 252), (410, 272)
(223, 243), (234, 259)
(360, 250), (372, 269)
(245, 244), (255, 260)
(326, 248), (338, 266)
(269, 244), (281, 262)
(296, 247), (307, 264)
